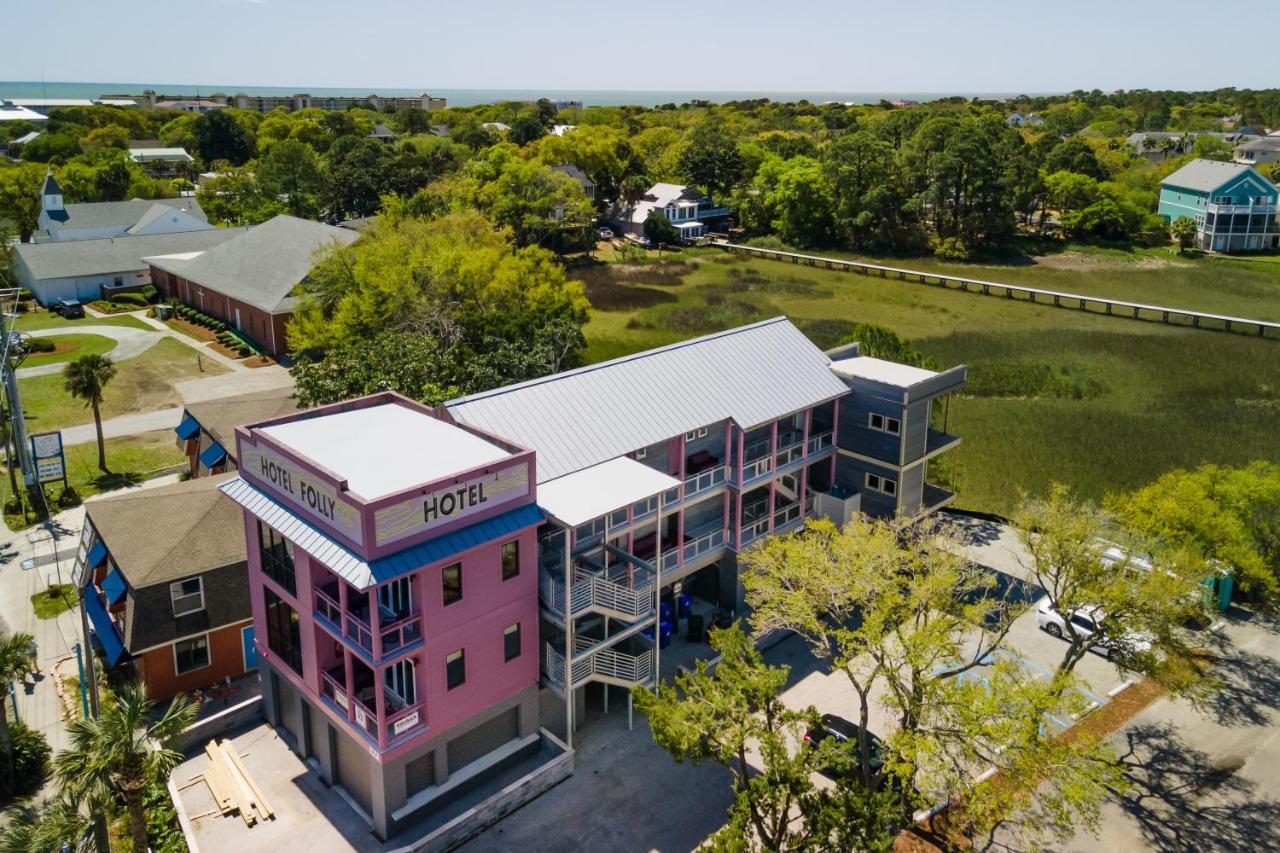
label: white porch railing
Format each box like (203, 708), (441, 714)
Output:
(741, 456), (772, 483)
(684, 464), (727, 498)
(806, 431), (833, 455)
(543, 639), (654, 690)
(539, 567), (656, 620)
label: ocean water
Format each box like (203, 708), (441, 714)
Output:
(0, 81), (1041, 108)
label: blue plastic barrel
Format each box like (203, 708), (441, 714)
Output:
(659, 618), (675, 648)
(659, 600), (674, 622)
(677, 593), (692, 619)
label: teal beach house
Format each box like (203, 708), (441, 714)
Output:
(1158, 158), (1279, 252)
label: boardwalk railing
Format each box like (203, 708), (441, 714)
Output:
(712, 241), (1280, 340)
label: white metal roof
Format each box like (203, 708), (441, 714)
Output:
(537, 457), (680, 526)
(447, 317), (849, 483)
(0, 104), (47, 122)
(829, 356), (938, 388)
(260, 403), (511, 499)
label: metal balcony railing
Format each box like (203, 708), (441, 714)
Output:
(543, 638), (655, 690)
(684, 464), (727, 498)
(806, 431), (833, 455)
(539, 565), (656, 620)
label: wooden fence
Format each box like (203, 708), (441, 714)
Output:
(712, 241), (1280, 340)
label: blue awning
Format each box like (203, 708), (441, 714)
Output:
(175, 413), (200, 440)
(198, 441), (226, 469)
(83, 588), (127, 666)
(101, 567), (127, 605)
(86, 539), (107, 568)
(369, 502), (545, 584)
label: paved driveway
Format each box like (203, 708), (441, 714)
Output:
(17, 325), (163, 377)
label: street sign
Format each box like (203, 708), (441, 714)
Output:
(29, 430), (66, 486)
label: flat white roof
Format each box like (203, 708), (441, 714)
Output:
(829, 356), (938, 388)
(537, 457), (680, 527)
(260, 403), (511, 500)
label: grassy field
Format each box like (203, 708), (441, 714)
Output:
(735, 241), (1280, 323)
(18, 337), (229, 432)
(21, 333), (116, 368)
(3, 431), (187, 529)
(575, 249), (1280, 515)
(15, 310), (153, 333)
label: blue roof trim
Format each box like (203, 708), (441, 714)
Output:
(84, 587), (127, 666)
(368, 503), (545, 584)
(198, 441), (226, 469)
(102, 567), (127, 606)
(175, 413), (200, 440)
(87, 539), (107, 567)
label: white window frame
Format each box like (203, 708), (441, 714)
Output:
(446, 649), (466, 689)
(173, 633), (210, 675)
(384, 657), (417, 705)
(378, 576), (411, 617)
(865, 472), (898, 497)
(867, 413), (901, 435)
(684, 427), (708, 442)
(634, 447), (647, 460)
(504, 622), (522, 661)
(170, 577), (205, 617)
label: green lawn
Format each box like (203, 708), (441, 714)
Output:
(30, 584), (77, 619)
(3, 431), (188, 529)
(16, 310), (154, 333)
(21, 334), (117, 369)
(18, 337), (229, 433)
(576, 250), (1280, 516)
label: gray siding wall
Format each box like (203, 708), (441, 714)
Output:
(899, 463), (926, 516)
(836, 389), (906, 465)
(834, 455), (900, 518)
(902, 399), (931, 464)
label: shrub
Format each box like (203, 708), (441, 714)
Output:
(141, 284), (159, 302)
(57, 486), (81, 508)
(934, 236), (971, 261)
(17, 289), (33, 302)
(14, 302), (28, 313)
(2, 723), (51, 797)
(4, 495), (22, 514)
(25, 338), (56, 353)
(111, 292), (150, 308)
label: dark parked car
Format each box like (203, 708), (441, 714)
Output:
(803, 713), (892, 788)
(54, 299), (85, 319)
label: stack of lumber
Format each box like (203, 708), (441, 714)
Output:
(196, 738), (275, 826)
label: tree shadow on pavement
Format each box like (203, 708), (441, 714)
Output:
(1191, 647), (1280, 727)
(1114, 722), (1280, 852)
(938, 513), (1005, 548)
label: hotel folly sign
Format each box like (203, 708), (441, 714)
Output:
(241, 443), (365, 545)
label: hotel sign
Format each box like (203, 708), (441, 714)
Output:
(242, 443), (364, 545)
(373, 462), (529, 548)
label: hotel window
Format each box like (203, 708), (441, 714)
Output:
(868, 413), (901, 435)
(378, 576), (412, 619)
(169, 577), (204, 617)
(865, 473), (898, 497)
(446, 649), (466, 689)
(264, 588), (303, 675)
(174, 634), (210, 674)
(258, 521), (296, 596)
(384, 658), (417, 706)
(501, 541), (520, 581)
(442, 563), (462, 605)
(685, 427), (709, 441)
(504, 623), (522, 661)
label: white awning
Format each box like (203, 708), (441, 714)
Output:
(537, 457), (680, 527)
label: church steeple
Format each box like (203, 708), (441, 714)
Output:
(41, 169), (68, 223)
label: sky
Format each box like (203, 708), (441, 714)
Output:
(5, 0), (1280, 95)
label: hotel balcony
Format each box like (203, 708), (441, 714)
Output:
(319, 662), (427, 750)
(542, 634), (656, 694)
(923, 428), (962, 459)
(918, 483), (958, 516)
(539, 551), (657, 622)
(315, 581), (423, 664)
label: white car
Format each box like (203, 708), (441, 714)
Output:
(1035, 598), (1152, 660)
(596, 227), (614, 240)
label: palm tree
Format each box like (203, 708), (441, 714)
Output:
(63, 354), (116, 473)
(0, 792), (96, 853)
(55, 683), (196, 853)
(0, 630), (35, 792)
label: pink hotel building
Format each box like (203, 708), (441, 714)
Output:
(218, 317), (965, 839)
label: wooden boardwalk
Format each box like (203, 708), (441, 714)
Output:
(711, 241), (1280, 340)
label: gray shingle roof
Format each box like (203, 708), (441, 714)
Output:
(16, 227), (247, 281)
(45, 197), (206, 233)
(87, 473), (246, 588)
(146, 215), (359, 315)
(1162, 159), (1273, 193)
(445, 317), (849, 482)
